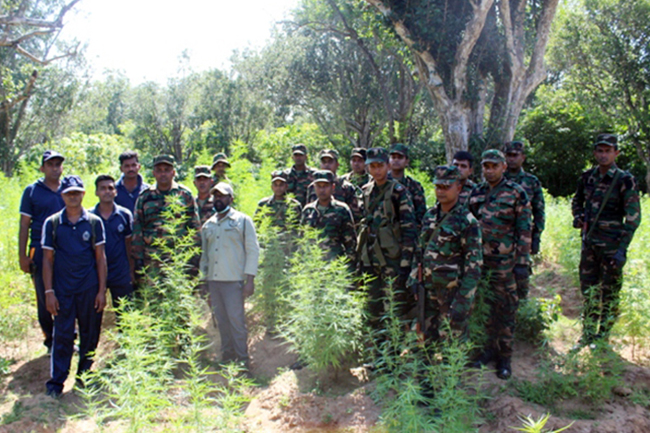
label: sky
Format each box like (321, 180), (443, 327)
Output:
(60, 0), (300, 84)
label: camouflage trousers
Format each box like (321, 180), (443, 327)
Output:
(422, 289), (467, 343)
(362, 261), (412, 330)
(515, 265), (531, 300)
(483, 258), (519, 359)
(579, 242), (624, 342)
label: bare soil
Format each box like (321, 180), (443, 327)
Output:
(2, 271), (650, 432)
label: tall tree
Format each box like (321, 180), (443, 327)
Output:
(364, 0), (559, 160)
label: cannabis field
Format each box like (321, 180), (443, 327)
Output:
(2, 157), (650, 433)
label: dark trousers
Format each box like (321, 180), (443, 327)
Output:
(47, 288), (102, 394)
(108, 282), (134, 314)
(483, 260), (518, 359)
(579, 242), (624, 341)
(31, 247), (54, 349)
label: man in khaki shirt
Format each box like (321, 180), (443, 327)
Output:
(200, 183), (259, 367)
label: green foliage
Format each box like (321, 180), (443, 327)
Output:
(510, 413), (574, 433)
(516, 295), (562, 345)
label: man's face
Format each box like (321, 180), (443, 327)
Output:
(40, 158), (64, 181)
(368, 161), (389, 183)
(389, 153), (408, 171)
(320, 157), (339, 174)
(292, 152), (307, 167)
(62, 191), (84, 208)
(452, 159), (473, 181)
(435, 182), (461, 206)
(213, 161), (228, 178)
(96, 180), (117, 204)
(153, 164), (175, 189)
(314, 181), (333, 201)
(212, 191), (233, 211)
(594, 145), (619, 167)
(194, 176), (213, 196)
(482, 161), (506, 185)
(350, 156), (366, 175)
(120, 157), (141, 180)
(505, 151), (525, 171)
(271, 180), (288, 198)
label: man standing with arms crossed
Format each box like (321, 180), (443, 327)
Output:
(19, 150), (66, 352)
(571, 133), (641, 349)
(285, 144), (316, 207)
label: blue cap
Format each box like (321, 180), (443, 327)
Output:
(61, 175), (85, 194)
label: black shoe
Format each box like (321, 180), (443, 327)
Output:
(46, 388), (62, 399)
(470, 349), (495, 369)
(496, 357), (512, 380)
(290, 360), (307, 370)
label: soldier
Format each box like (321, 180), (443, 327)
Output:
(132, 155), (201, 275)
(306, 149), (363, 223)
(571, 133), (641, 348)
(503, 141), (545, 300)
(468, 149), (531, 380)
(255, 170), (302, 230)
(194, 165), (216, 226)
(358, 148), (418, 325)
(285, 144), (317, 207)
(388, 143), (427, 229)
(115, 151), (149, 213)
(301, 170), (357, 264)
(452, 150), (476, 206)
(341, 147), (370, 188)
(408, 166), (482, 342)
(211, 153), (231, 184)
(19, 150), (66, 352)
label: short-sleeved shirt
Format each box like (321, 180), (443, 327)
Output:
(115, 174), (149, 213)
(19, 178), (66, 249)
(41, 209), (106, 295)
(90, 204), (133, 287)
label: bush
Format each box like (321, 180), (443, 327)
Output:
(516, 295), (562, 344)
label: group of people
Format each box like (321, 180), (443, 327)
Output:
(18, 132), (640, 398)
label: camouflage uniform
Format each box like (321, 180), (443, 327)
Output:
(133, 157), (201, 267)
(255, 169), (302, 230)
(388, 144), (427, 229)
(301, 171), (357, 263)
(457, 179), (476, 207)
(341, 171), (370, 189)
(358, 148), (418, 323)
(285, 166), (316, 207)
(572, 134), (641, 343)
(306, 176), (363, 224)
(194, 165), (216, 227)
(409, 166), (483, 342)
(468, 150), (532, 360)
(211, 153), (231, 185)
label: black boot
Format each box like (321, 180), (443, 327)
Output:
(496, 357), (512, 380)
(470, 348), (495, 369)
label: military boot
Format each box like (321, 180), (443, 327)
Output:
(496, 357), (512, 380)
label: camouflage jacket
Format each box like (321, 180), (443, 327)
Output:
(468, 177), (532, 266)
(306, 176), (363, 224)
(571, 165), (641, 250)
(388, 173), (427, 228)
(458, 179), (476, 207)
(301, 199), (357, 262)
(133, 181), (201, 263)
(505, 169), (545, 245)
(255, 195), (302, 230)
(212, 174), (230, 185)
(358, 179), (417, 270)
(285, 165), (316, 207)
(341, 171), (370, 189)
(196, 196), (216, 227)
(408, 202), (483, 316)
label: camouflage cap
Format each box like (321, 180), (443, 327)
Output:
(211, 152), (231, 169)
(292, 144), (307, 155)
(481, 149), (506, 164)
(389, 143), (409, 157)
(594, 133), (618, 149)
(61, 175), (85, 193)
(194, 165), (211, 178)
(153, 154), (175, 167)
(350, 147), (366, 159)
(319, 149), (339, 161)
(42, 150), (65, 165)
(210, 182), (235, 197)
(365, 147), (389, 164)
(433, 165), (461, 185)
(271, 170), (288, 182)
(503, 141), (525, 154)
(312, 169), (335, 184)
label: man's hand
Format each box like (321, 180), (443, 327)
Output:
(95, 291), (107, 312)
(46, 292), (59, 316)
(531, 238), (540, 255)
(610, 249), (626, 269)
(513, 264), (529, 280)
(243, 279), (255, 299)
(19, 255), (33, 274)
(573, 216), (584, 229)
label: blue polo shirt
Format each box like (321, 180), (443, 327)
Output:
(90, 204), (133, 287)
(19, 178), (66, 249)
(115, 174), (149, 213)
(41, 209), (106, 295)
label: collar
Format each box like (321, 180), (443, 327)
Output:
(61, 207), (90, 225)
(154, 180), (180, 194)
(93, 202), (118, 219)
(117, 173), (144, 187)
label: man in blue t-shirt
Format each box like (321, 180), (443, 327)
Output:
(19, 150), (66, 351)
(91, 174), (135, 313)
(42, 175), (107, 398)
(115, 150), (149, 213)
